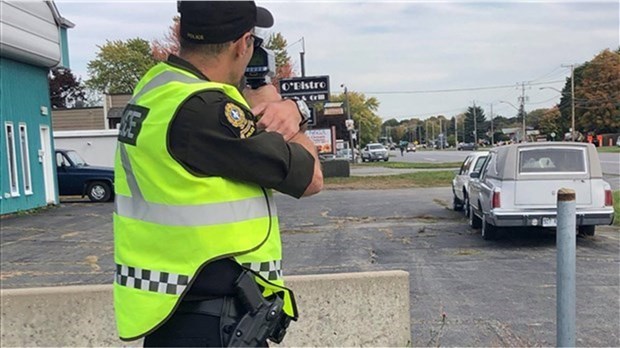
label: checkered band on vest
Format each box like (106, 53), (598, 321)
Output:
(115, 264), (191, 295)
(241, 260), (282, 281)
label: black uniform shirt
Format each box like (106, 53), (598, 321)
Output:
(167, 55), (314, 199)
(164, 55), (315, 297)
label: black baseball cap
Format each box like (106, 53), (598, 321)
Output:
(179, 1), (273, 44)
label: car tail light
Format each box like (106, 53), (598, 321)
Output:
(605, 189), (613, 206)
(492, 191), (501, 208)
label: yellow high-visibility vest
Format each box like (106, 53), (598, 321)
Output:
(113, 62), (297, 341)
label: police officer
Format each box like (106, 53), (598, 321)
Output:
(113, 1), (323, 346)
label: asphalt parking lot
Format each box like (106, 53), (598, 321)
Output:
(1, 187), (619, 346)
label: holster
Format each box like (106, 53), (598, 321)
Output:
(225, 270), (292, 347)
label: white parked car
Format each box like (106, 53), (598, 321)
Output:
(452, 151), (489, 212)
(468, 142), (614, 240)
(362, 143), (389, 162)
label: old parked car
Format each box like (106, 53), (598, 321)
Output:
(467, 142), (614, 240)
(362, 143), (389, 162)
(55, 149), (114, 202)
(452, 151), (489, 211)
(457, 142), (477, 151)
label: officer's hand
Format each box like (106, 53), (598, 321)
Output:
(243, 85), (281, 107)
(252, 100), (301, 141)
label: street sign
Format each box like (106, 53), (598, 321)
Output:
(280, 76), (330, 102)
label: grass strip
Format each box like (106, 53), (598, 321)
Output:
(597, 147), (620, 153)
(352, 161), (461, 169)
(324, 170), (454, 190)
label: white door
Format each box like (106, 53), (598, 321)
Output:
(39, 125), (56, 204)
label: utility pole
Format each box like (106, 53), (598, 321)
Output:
(518, 82), (528, 142)
(473, 101), (478, 146)
(299, 37), (306, 77)
(342, 84), (353, 162)
(490, 103), (494, 146)
(454, 116), (458, 148)
(439, 118), (443, 149)
(425, 120), (429, 147)
(561, 64), (576, 141)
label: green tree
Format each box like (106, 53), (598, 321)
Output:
(332, 91), (381, 146)
(526, 108), (548, 130)
(464, 105), (486, 143)
(87, 38), (157, 94)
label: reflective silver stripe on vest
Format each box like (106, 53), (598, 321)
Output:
(242, 260), (282, 281)
(117, 137), (276, 226)
(115, 194), (275, 227)
(115, 264), (191, 295)
(129, 70), (206, 105)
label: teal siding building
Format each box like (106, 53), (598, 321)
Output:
(0, 1), (73, 214)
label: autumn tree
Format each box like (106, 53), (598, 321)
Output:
(152, 16), (180, 61)
(48, 67), (86, 108)
(87, 38), (157, 94)
(265, 33), (296, 90)
(538, 107), (562, 140)
(559, 48), (620, 134)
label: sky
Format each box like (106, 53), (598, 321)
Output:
(55, 0), (619, 122)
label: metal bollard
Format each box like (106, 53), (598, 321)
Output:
(556, 188), (576, 347)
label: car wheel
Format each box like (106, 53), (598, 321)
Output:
(384, 158), (389, 162)
(481, 214), (497, 240)
(463, 195), (470, 217)
(469, 205), (482, 229)
(87, 181), (112, 202)
(452, 195), (463, 211)
(578, 225), (595, 236)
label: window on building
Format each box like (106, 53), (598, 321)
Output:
(4, 122), (20, 196)
(19, 124), (32, 195)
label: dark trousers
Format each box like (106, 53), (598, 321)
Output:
(143, 297), (269, 347)
(143, 311), (222, 347)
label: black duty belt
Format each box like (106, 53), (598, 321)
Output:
(177, 297), (226, 317)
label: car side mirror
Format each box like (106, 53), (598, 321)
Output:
(470, 172), (480, 179)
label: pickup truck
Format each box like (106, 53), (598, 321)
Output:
(55, 149), (114, 202)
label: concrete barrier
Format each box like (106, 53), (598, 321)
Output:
(320, 160), (351, 177)
(1, 270), (410, 347)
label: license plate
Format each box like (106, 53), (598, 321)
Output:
(542, 217), (557, 227)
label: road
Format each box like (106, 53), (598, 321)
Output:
(1, 188), (618, 346)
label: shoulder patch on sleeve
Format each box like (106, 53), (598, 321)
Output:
(219, 101), (256, 139)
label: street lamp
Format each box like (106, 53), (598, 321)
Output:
(341, 84), (354, 162)
(540, 86), (575, 141)
(499, 100), (525, 142)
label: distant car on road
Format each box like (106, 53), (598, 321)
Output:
(467, 142), (614, 240)
(452, 151), (489, 212)
(362, 143), (389, 162)
(55, 149), (114, 202)
(457, 142), (477, 151)
(406, 143), (417, 152)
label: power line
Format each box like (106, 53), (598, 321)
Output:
(363, 79), (564, 95)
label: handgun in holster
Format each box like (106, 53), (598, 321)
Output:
(226, 270), (292, 347)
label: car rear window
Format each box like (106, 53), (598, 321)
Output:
(519, 147), (586, 173)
